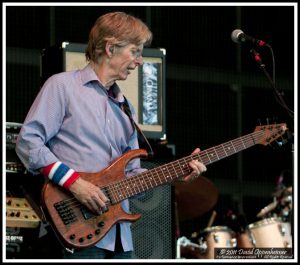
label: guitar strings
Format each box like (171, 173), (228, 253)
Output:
(52, 127), (284, 216)
(103, 127), (283, 200)
(52, 129), (271, 212)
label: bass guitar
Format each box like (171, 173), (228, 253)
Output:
(41, 123), (288, 249)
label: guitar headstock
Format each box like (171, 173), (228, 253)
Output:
(254, 123), (288, 146)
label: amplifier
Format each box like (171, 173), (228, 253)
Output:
(6, 226), (39, 258)
(6, 162), (25, 174)
(6, 197), (41, 228)
(6, 122), (26, 174)
(6, 225), (63, 259)
(6, 132), (19, 147)
(6, 122), (22, 148)
(6, 197), (43, 259)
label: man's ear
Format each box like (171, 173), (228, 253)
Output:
(105, 43), (114, 57)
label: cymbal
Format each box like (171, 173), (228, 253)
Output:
(174, 176), (219, 222)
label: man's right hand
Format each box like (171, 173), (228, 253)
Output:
(69, 177), (110, 215)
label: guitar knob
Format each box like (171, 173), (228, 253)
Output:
(95, 229), (101, 235)
(69, 234), (76, 240)
(79, 237), (85, 243)
(98, 221), (105, 227)
(87, 234), (93, 239)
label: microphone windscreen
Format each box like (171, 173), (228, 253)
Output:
(231, 29), (244, 43)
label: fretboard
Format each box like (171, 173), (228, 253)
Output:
(104, 129), (265, 204)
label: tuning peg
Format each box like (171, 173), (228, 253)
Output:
(275, 139), (286, 147)
(274, 133), (289, 147)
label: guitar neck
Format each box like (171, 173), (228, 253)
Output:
(105, 130), (263, 204)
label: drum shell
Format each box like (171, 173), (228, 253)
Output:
(198, 226), (236, 259)
(236, 230), (255, 248)
(238, 218), (292, 248)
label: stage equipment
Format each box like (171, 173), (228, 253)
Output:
(174, 176), (218, 221)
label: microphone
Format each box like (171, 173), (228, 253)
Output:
(231, 29), (269, 47)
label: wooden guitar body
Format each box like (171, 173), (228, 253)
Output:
(42, 149), (148, 249)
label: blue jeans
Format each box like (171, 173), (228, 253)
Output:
(63, 246), (133, 259)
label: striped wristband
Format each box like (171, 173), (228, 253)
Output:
(41, 161), (80, 189)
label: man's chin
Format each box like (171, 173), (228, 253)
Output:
(118, 74), (128, 81)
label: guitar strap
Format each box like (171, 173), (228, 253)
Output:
(121, 96), (154, 158)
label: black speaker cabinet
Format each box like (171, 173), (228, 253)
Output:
(130, 161), (175, 259)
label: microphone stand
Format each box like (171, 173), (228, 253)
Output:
(250, 48), (279, 93)
(251, 48), (295, 245)
(250, 48), (294, 120)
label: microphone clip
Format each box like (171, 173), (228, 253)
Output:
(250, 49), (265, 69)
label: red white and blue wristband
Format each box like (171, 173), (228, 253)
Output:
(41, 161), (80, 189)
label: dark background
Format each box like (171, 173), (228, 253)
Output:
(5, 3), (295, 258)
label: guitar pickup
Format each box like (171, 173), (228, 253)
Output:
(80, 206), (96, 220)
(54, 201), (77, 225)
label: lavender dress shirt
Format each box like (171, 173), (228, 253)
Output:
(15, 63), (146, 252)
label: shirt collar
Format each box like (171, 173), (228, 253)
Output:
(80, 63), (99, 85)
(80, 63), (125, 103)
(108, 83), (125, 103)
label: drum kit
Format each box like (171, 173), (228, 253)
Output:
(175, 176), (293, 259)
